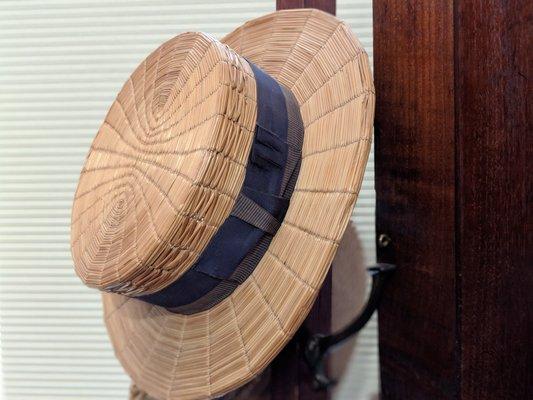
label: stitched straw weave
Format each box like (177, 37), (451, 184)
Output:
(71, 32), (257, 295)
(71, 8), (374, 400)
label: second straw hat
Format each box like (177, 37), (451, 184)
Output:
(71, 8), (374, 400)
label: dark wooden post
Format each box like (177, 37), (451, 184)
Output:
(276, 0), (335, 15)
(374, 1), (530, 399)
(271, 3), (335, 400)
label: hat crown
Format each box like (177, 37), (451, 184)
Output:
(70, 32), (257, 295)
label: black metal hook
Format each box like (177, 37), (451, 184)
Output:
(301, 263), (396, 390)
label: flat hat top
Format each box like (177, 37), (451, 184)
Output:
(71, 32), (258, 295)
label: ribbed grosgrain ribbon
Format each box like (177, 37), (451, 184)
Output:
(138, 62), (304, 314)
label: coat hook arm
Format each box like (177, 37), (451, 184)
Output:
(301, 263), (397, 390)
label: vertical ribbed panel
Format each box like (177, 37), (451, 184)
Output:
(0, 1), (375, 399)
(336, 1), (378, 400)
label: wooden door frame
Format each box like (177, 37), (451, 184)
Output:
(374, 1), (530, 399)
(276, 0), (335, 15)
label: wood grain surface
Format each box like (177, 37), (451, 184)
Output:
(455, 1), (530, 398)
(277, 0), (335, 16)
(375, 0), (530, 399)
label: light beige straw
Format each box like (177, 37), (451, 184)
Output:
(71, 8), (374, 400)
(71, 32), (257, 295)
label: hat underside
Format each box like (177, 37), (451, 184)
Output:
(102, 8), (374, 400)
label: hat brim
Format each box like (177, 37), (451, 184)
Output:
(103, 8), (374, 400)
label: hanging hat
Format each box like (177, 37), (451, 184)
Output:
(70, 8), (374, 400)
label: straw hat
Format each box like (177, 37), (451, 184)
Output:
(70, 8), (374, 400)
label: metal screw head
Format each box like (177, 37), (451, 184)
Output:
(378, 233), (391, 248)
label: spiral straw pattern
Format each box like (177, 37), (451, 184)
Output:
(71, 32), (257, 295)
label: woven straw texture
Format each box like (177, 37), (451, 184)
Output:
(71, 32), (257, 295)
(80, 8), (374, 400)
(126, 221), (365, 400)
(130, 367), (270, 400)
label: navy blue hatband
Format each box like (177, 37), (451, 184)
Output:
(138, 62), (303, 313)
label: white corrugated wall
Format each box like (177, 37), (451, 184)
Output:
(0, 1), (375, 399)
(335, 2), (377, 399)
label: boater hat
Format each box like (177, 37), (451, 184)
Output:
(70, 8), (374, 400)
